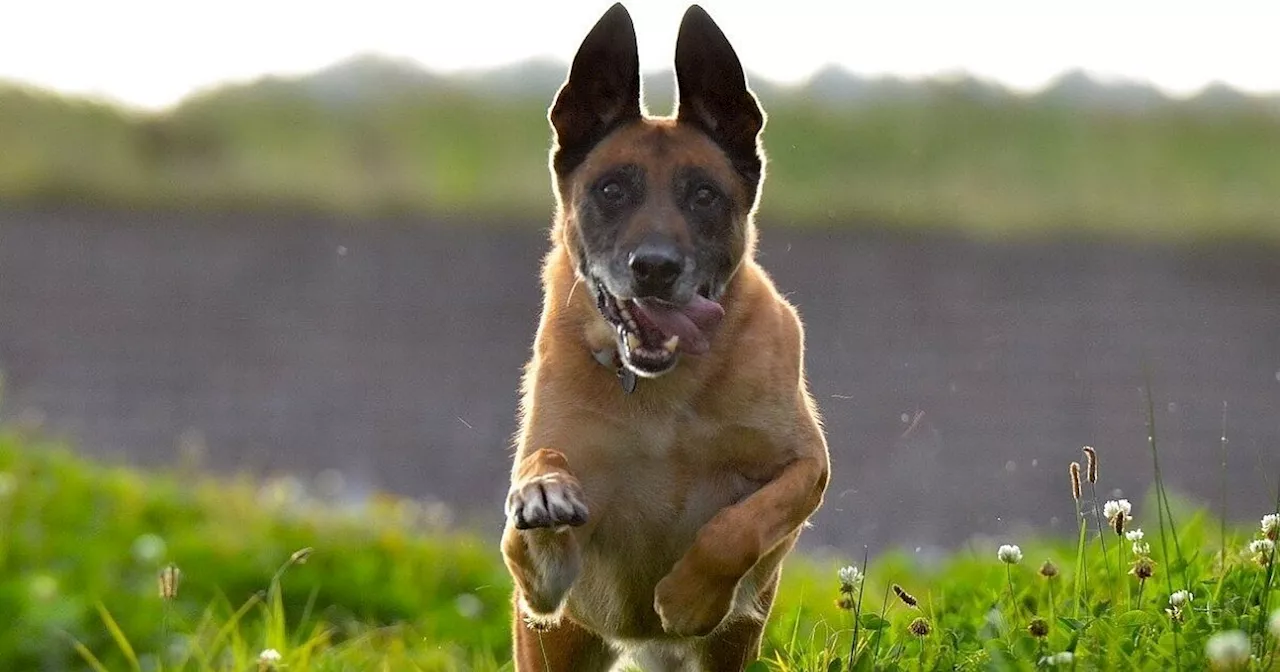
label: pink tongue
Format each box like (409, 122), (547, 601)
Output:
(632, 295), (725, 355)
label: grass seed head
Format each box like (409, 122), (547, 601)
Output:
(1130, 555), (1156, 580)
(1082, 445), (1098, 483)
(1069, 462), (1082, 502)
(289, 547), (313, 565)
(158, 564), (181, 600)
(908, 616), (931, 637)
(892, 583), (919, 608)
(1038, 559), (1059, 578)
(1028, 617), (1050, 638)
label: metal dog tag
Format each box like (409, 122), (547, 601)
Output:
(617, 367), (637, 394)
(594, 347), (637, 394)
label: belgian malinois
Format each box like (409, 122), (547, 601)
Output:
(501, 4), (830, 669)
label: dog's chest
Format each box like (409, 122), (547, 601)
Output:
(567, 412), (772, 637)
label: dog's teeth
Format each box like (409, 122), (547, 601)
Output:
(625, 333), (642, 352)
(663, 335), (679, 353)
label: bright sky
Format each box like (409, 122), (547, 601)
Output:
(3, 0), (1278, 110)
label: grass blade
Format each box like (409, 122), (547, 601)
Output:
(69, 637), (112, 672)
(94, 602), (141, 672)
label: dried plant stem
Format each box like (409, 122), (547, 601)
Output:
(1142, 377), (1181, 672)
(871, 582), (892, 668)
(1073, 509), (1088, 618)
(1089, 481), (1117, 607)
(1047, 575), (1057, 626)
(848, 545), (869, 671)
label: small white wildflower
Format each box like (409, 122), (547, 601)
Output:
(131, 533), (167, 564)
(454, 593), (483, 620)
(1169, 589), (1194, 607)
(1269, 609), (1280, 640)
(1103, 499), (1132, 520)
(837, 565), (864, 591)
(1038, 651), (1075, 666)
(28, 574), (58, 601)
(1263, 513), (1279, 539)
(997, 544), (1023, 565)
(1250, 539), (1275, 555)
(1126, 528), (1145, 542)
(257, 649), (282, 664)
(1132, 541), (1151, 557)
(1205, 630), (1249, 669)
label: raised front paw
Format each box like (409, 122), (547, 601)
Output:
(505, 472), (589, 530)
(653, 562), (738, 637)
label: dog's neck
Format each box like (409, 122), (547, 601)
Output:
(590, 346), (638, 394)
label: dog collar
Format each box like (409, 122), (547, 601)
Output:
(592, 347), (637, 394)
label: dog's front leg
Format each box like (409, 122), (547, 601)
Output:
(655, 453), (828, 637)
(502, 448), (590, 621)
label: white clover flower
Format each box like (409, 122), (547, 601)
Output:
(838, 565), (864, 591)
(1250, 539), (1275, 555)
(1132, 541), (1151, 558)
(1263, 513), (1279, 539)
(1038, 651), (1075, 666)
(1169, 589), (1194, 607)
(1270, 609), (1280, 640)
(1103, 499), (1132, 520)
(1126, 528), (1145, 542)
(258, 649), (282, 664)
(997, 544), (1023, 565)
(1205, 630), (1250, 669)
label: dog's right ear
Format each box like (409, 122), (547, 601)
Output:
(549, 3), (642, 177)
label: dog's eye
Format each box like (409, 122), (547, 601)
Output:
(598, 180), (625, 203)
(691, 184), (721, 210)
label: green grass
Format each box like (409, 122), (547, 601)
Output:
(2, 422), (1278, 670)
(2, 80), (1279, 242)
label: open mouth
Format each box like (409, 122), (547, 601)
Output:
(592, 279), (725, 378)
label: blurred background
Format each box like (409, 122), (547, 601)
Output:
(1, 0), (1278, 557)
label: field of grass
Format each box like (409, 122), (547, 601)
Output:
(2, 77), (1279, 242)
(3, 408), (1279, 671)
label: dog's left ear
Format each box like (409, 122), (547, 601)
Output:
(675, 5), (764, 187)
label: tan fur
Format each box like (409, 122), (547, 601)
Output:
(502, 85), (829, 672)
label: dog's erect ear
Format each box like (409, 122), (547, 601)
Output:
(675, 5), (764, 187)
(549, 3), (642, 177)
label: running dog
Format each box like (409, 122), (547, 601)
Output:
(501, 4), (830, 669)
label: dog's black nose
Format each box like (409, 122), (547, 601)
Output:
(629, 243), (683, 297)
